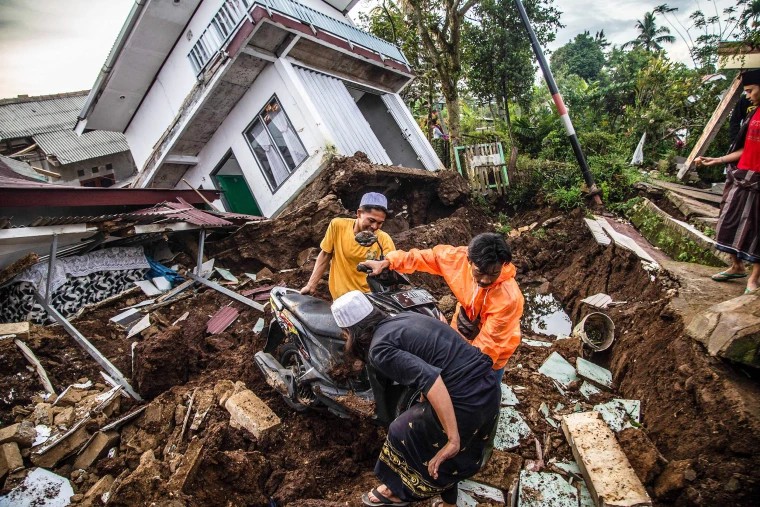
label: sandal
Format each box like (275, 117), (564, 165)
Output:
(711, 271), (747, 282)
(745, 287), (758, 295)
(362, 487), (410, 507)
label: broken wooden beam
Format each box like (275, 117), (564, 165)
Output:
(561, 411), (652, 507)
(14, 339), (56, 395)
(187, 272), (265, 311)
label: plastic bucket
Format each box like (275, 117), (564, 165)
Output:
(573, 312), (615, 351)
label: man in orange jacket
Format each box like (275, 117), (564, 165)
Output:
(360, 233), (524, 378)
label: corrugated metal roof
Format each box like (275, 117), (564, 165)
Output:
(33, 129), (129, 165)
(0, 154), (48, 182)
(206, 306), (239, 334)
(0, 92), (87, 140)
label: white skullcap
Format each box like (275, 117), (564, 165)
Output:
(331, 290), (374, 328)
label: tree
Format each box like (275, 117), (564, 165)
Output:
(624, 11), (676, 52)
(550, 31), (605, 81)
(463, 0), (562, 137)
(401, 0), (479, 164)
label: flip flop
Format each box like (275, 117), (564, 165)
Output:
(711, 271), (747, 282)
(362, 487), (410, 507)
(745, 287), (758, 295)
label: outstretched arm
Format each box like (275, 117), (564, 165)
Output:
(426, 376), (460, 480)
(301, 250), (332, 295)
(696, 149), (743, 167)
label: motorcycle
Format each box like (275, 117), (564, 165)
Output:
(254, 233), (443, 425)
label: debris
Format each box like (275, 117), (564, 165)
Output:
(73, 430), (119, 469)
(538, 352), (578, 388)
(0, 420), (36, 448)
(32, 425), (51, 446)
(500, 384), (520, 406)
(522, 338), (552, 347)
(31, 418), (91, 468)
(593, 399), (641, 432)
(580, 293), (626, 310)
(224, 389), (281, 439)
(0, 321), (29, 340)
(579, 382), (602, 399)
(518, 470), (578, 507)
(126, 314), (151, 338)
(459, 479), (505, 502)
(206, 306), (239, 334)
(214, 267), (239, 283)
(576, 358), (613, 389)
(0, 468), (74, 507)
(525, 438), (545, 472)
(180, 389), (197, 440)
(167, 437), (206, 493)
(573, 312), (615, 352)
(79, 474), (114, 507)
(172, 311), (190, 326)
(253, 318), (265, 334)
(101, 406), (147, 432)
(583, 217), (612, 246)
(0, 442), (24, 477)
(188, 272), (265, 311)
(494, 407), (532, 451)
(134, 280), (162, 296)
(244, 272), (257, 282)
(110, 307), (145, 328)
(54, 381), (92, 406)
(152, 276), (172, 291)
(199, 258), (215, 277)
(561, 411), (651, 507)
(189, 389), (215, 432)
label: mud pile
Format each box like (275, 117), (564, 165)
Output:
(1, 155), (758, 506)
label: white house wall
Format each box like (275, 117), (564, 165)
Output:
(124, 0), (350, 172)
(181, 62), (333, 218)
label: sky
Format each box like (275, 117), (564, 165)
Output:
(0, 0), (740, 99)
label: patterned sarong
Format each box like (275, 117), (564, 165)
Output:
(716, 167), (760, 263)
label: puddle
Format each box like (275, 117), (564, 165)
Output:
(521, 290), (572, 337)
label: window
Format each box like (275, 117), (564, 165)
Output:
(244, 96), (307, 191)
(106, 163), (113, 170)
(92, 166), (99, 173)
(77, 169), (85, 177)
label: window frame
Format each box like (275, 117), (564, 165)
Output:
(242, 95), (307, 193)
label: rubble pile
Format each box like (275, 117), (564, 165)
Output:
(0, 156), (758, 505)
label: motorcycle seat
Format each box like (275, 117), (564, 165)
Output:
(279, 293), (343, 339)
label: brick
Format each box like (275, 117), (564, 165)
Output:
(224, 389), (280, 438)
(74, 431), (120, 470)
(562, 411), (651, 507)
(0, 442), (24, 478)
(31, 423), (90, 468)
(0, 322), (29, 339)
(0, 420), (36, 448)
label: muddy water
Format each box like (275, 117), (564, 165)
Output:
(521, 289), (572, 337)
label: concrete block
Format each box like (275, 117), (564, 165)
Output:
(562, 411), (651, 507)
(0, 321), (29, 339)
(224, 389), (280, 438)
(0, 442), (24, 478)
(80, 474), (114, 507)
(167, 437), (205, 493)
(74, 430), (120, 470)
(53, 406), (75, 427)
(31, 422), (90, 468)
(0, 420), (36, 448)
(32, 403), (54, 425)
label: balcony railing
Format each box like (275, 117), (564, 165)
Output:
(188, 0), (409, 75)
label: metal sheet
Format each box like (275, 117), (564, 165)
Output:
(381, 93), (443, 171)
(0, 92), (87, 140)
(32, 130), (129, 165)
(294, 66), (392, 165)
(206, 306), (240, 334)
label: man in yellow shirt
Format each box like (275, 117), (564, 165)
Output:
(301, 192), (395, 299)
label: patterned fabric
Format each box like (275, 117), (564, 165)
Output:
(0, 267), (148, 324)
(716, 168), (760, 263)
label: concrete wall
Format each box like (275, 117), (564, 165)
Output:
(181, 59), (333, 217)
(56, 152), (137, 186)
(125, 0), (349, 171)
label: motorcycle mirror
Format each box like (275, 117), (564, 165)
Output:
(355, 231), (377, 247)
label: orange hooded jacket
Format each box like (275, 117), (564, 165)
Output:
(386, 245), (524, 370)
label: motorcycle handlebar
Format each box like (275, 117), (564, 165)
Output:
(357, 264), (372, 273)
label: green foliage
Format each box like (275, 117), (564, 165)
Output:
(551, 31), (606, 81)
(547, 187), (584, 211)
(495, 213), (512, 235)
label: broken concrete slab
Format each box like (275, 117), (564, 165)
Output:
(31, 419), (90, 468)
(518, 470), (578, 507)
(494, 407), (532, 451)
(685, 292), (760, 368)
(167, 437), (206, 493)
(472, 450), (522, 491)
(665, 190), (720, 220)
(74, 430), (119, 470)
(583, 217), (612, 246)
(0, 468), (74, 507)
(576, 357), (613, 389)
(224, 389), (281, 439)
(79, 474), (115, 507)
(579, 381), (602, 400)
(0, 421), (36, 448)
(0, 442), (23, 478)
(593, 399), (641, 432)
(538, 352), (578, 388)
(190, 389), (215, 432)
(561, 411), (652, 507)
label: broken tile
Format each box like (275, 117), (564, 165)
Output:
(552, 460), (581, 476)
(126, 314), (151, 338)
(538, 352), (578, 388)
(593, 399), (641, 432)
(576, 358), (613, 388)
(244, 272), (257, 282)
(172, 311), (190, 326)
(518, 470), (579, 507)
(580, 293), (613, 309)
(31, 419), (90, 468)
(561, 411), (651, 506)
(523, 338), (552, 347)
(579, 382), (602, 399)
(579, 481), (595, 507)
(110, 308), (144, 328)
(253, 318), (265, 334)
(494, 407), (531, 451)
(214, 267), (239, 284)
(152, 276), (172, 291)
(457, 490), (478, 507)
(459, 479), (505, 502)
(0, 322), (29, 340)
(0, 468), (74, 507)
(500, 384), (519, 406)
(200, 258), (215, 277)
(33, 425), (51, 446)
(134, 280), (161, 296)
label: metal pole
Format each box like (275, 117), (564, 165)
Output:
(187, 272), (266, 312)
(513, 0), (602, 204)
(195, 228), (206, 275)
(45, 234), (59, 306)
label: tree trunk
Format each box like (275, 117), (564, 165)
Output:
(443, 86), (460, 171)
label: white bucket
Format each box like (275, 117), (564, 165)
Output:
(573, 312), (615, 351)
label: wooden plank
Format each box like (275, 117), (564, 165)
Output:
(678, 76), (743, 179)
(14, 339), (56, 395)
(651, 180), (722, 204)
(562, 411), (652, 507)
(583, 218), (612, 246)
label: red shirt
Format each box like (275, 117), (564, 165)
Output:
(738, 112), (760, 172)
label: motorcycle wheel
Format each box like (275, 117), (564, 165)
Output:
(278, 344), (318, 406)
(394, 386), (424, 419)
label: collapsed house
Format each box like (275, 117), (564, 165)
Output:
(0, 92), (136, 186)
(75, 0), (441, 218)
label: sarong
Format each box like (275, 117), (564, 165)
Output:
(716, 167), (760, 263)
(375, 372), (500, 503)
